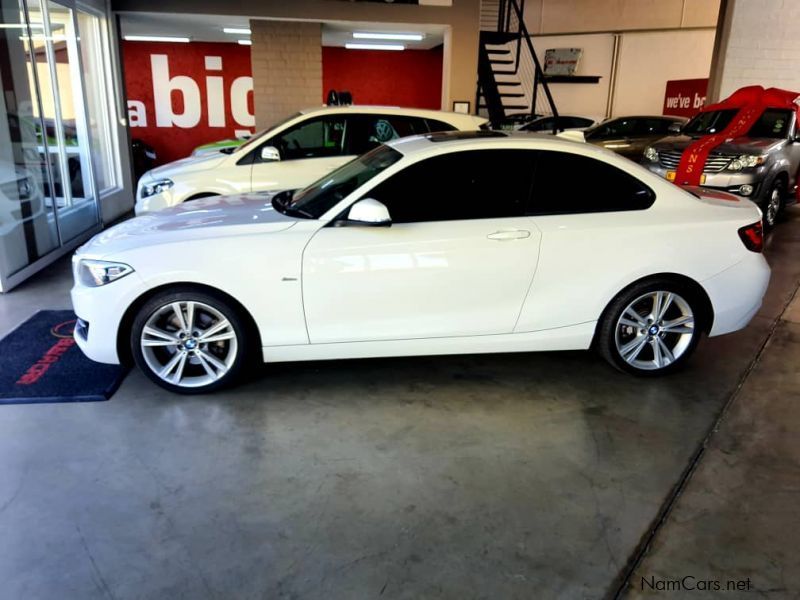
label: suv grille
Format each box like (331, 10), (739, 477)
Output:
(659, 150), (733, 173)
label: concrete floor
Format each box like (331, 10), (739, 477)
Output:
(0, 208), (798, 600)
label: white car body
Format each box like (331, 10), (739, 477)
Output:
(135, 105), (487, 215)
(74, 133), (769, 388)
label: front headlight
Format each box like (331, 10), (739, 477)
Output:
(727, 154), (764, 171)
(140, 178), (174, 199)
(644, 146), (659, 162)
(77, 259), (134, 287)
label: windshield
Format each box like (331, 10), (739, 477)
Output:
(234, 111), (303, 155)
(283, 145), (403, 219)
(748, 108), (793, 138)
(683, 109), (738, 135)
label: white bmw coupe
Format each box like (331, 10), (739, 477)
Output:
(72, 132), (769, 393)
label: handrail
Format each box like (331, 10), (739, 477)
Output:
(497, 0), (559, 129)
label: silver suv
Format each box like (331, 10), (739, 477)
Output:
(643, 107), (800, 228)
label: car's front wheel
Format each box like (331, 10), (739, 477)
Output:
(131, 289), (250, 393)
(597, 280), (704, 376)
(761, 180), (784, 231)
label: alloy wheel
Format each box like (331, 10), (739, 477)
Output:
(140, 300), (239, 388)
(765, 187), (781, 227)
(614, 291), (695, 371)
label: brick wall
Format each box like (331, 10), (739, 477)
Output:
(250, 20), (322, 129)
(716, 0), (800, 97)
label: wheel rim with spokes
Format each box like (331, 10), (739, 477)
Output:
(614, 291), (696, 371)
(765, 188), (780, 226)
(140, 300), (238, 388)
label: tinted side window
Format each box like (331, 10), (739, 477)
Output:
(261, 116), (346, 161)
(586, 118), (637, 139)
(524, 117), (554, 132)
(748, 108), (793, 138)
(425, 118), (457, 133)
(570, 117), (595, 128)
(529, 151), (654, 215)
(634, 118), (673, 136)
(365, 150), (535, 223)
(346, 115), (429, 155)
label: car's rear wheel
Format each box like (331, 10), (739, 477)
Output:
(597, 280), (703, 376)
(761, 180), (783, 231)
(131, 289), (250, 393)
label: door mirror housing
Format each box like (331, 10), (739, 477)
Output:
(260, 146), (281, 162)
(342, 198), (391, 227)
(667, 122), (683, 134)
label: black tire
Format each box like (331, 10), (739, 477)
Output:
(760, 179), (784, 231)
(131, 288), (252, 394)
(596, 278), (705, 376)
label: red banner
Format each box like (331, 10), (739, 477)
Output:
(663, 78), (708, 118)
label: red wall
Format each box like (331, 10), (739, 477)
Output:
(322, 47), (443, 109)
(123, 41), (254, 164)
(123, 42), (443, 165)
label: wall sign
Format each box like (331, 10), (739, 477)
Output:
(663, 78), (709, 118)
(123, 41), (255, 164)
(544, 48), (582, 76)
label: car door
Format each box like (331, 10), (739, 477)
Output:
(248, 115), (350, 192)
(301, 149), (542, 343)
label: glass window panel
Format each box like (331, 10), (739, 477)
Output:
(0, 0), (59, 282)
(76, 9), (117, 193)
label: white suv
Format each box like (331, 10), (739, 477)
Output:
(135, 106), (487, 214)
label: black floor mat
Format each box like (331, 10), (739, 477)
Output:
(0, 310), (127, 405)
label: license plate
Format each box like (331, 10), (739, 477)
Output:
(666, 171), (705, 184)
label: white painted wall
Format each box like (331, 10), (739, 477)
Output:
(532, 33), (615, 119)
(612, 29), (716, 116)
(715, 0), (800, 98)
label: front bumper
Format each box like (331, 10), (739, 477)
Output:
(645, 163), (765, 200)
(702, 251), (770, 337)
(71, 270), (146, 364)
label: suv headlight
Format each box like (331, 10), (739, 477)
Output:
(140, 178), (174, 198)
(77, 259), (134, 287)
(727, 154), (764, 171)
(644, 146), (659, 162)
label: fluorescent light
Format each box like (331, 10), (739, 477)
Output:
(237, 39), (251, 45)
(224, 27), (251, 35)
(345, 43), (404, 51)
(124, 35), (190, 43)
(353, 32), (423, 41)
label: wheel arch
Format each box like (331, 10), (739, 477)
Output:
(116, 282), (263, 366)
(592, 272), (714, 347)
(185, 192), (220, 202)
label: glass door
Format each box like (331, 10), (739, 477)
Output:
(0, 0), (60, 282)
(24, 0), (99, 243)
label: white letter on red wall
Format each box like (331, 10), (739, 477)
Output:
(231, 76), (255, 128)
(205, 56), (225, 127)
(151, 54), (201, 128)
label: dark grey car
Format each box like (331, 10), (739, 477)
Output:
(643, 107), (800, 228)
(583, 115), (688, 161)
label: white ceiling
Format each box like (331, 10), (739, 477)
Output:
(119, 13), (445, 50)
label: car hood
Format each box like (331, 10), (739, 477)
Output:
(651, 135), (785, 155)
(78, 192), (299, 259)
(142, 152), (229, 182)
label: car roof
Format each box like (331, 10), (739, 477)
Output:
(386, 130), (629, 160)
(298, 104), (488, 124)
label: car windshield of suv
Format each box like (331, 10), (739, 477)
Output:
(683, 109), (738, 135)
(747, 108), (793, 138)
(232, 112), (303, 155)
(278, 144), (403, 219)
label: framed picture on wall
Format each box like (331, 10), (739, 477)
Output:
(452, 101), (470, 114)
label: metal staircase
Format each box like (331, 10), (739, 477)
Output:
(476, 0), (559, 130)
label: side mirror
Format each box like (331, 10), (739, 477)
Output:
(342, 198), (391, 227)
(667, 122), (683, 134)
(260, 146), (280, 162)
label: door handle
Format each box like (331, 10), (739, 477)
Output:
(487, 230), (531, 241)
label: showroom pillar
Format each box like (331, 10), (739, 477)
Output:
(707, 0), (800, 102)
(249, 20), (323, 130)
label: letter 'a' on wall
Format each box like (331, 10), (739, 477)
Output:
(123, 41), (256, 164)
